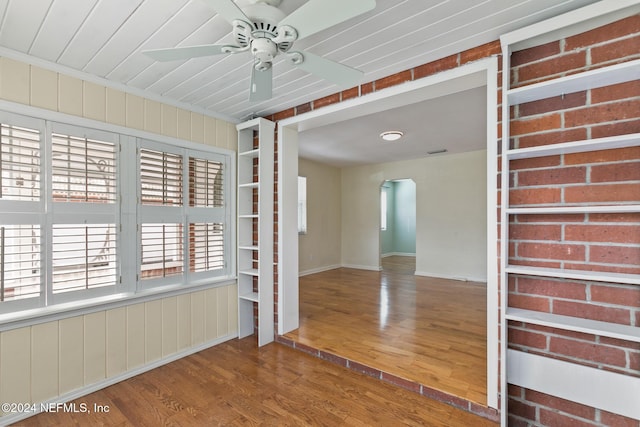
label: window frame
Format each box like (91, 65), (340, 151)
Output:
(297, 176), (307, 235)
(0, 106), (236, 323)
(49, 122), (122, 306)
(380, 187), (388, 231)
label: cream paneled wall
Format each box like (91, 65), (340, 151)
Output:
(0, 56), (239, 421)
(0, 57), (238, 151)
(0, 287), (238, 417)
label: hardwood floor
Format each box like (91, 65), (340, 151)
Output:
(14, 337), (496, 426)
(285, 256), (488, 406)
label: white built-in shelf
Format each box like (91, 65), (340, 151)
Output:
(506, 308), (640, 343)
(500, 4), (640, 424)
(507, 133), (640, 160)
(239, 269), (259, 277)
(507, 58), (640, 105)
(506, 265), (640, 285)
(506, 204), (640, 215)
(237, 117), (275, 347)
(239, 292), (259, 303)
(239, 148), (259, 158)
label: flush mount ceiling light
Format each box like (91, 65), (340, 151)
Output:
(380, 131), (404, 141)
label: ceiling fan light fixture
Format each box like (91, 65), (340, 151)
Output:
(380, 131), (404, 142)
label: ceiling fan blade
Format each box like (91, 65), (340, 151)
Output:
(143, 45), (231, 61)
(278, 0), (375, 41)
(201, 0), (252, 26)
(291, 51), (363, 88)
(249, 65), (273, 102)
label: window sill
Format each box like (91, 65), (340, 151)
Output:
(0, 275), (237, 332)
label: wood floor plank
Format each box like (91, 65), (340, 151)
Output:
(13, 337), (496, 426)
(286, 256), (488, 405)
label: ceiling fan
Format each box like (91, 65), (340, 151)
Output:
(143, 0), (376, 101)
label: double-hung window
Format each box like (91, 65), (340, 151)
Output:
(0, 115), (120, 310)
(0, 112), (43, 310)
(381, 187), (388, 231)
(50, 124), (119, 303)
(139, 140), (230, 288)
(0, 109), (234, 317)
(298, 176), (307, 234)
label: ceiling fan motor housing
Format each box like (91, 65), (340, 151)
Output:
(236, 1), (298, 68)
(251, 38), (277, 70)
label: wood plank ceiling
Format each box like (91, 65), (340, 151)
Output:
(0, 0), (600, 122)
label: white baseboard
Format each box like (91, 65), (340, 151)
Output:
(299, 264), (341, 277)
(381, 252), (416, 258)
(341, 264), (382, 271)
(414, 270), (486, 283)
(1, 333), (238, 426)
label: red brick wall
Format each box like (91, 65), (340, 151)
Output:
(267, 12), (639, 425)
(507, 14), (640, 427)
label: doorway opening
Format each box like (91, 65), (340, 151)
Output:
(380, 179), (416, 274)
(277, 57), (499, 409)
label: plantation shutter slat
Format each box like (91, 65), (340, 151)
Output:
(51, 224), (117, 294)
(190, 223), (224, 272)
(141, 149), (183, 206)
(0, 225), (41, 302)
(0, 124), (41, 201)
(140, 223), (184, 279)
(189, 157), (224, 208)
(52, 133), (117, 203)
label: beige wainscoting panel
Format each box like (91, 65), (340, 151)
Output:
(191, 112), (205, 144)
(106, 87), (126, 127)
(176, 293), (192, 351)
(125, 93), (144, 130)
(217, 285), (230, 337)
(0, 327), (31, 407)
(215, 119), (228, 150)
(84, 311), (106, 385)
(177, 108), (191, 141)
(59, 316), (84, 396)
(191, 290), (206, 346)
(0, 57), (30, 105)
(144, 99), (162, 135)
(83, 81), (106, 122)
(58, 74), (83, 117)
(145, 299), (163, 363)
(204, 116), (217, 147)
(161, 104), (178, 138)
(228, 283), (238, 333)
(204, 288), (219, 342)
(106, 307), (127, 377)
(30, 66), (58, 111)
(126, 303), (145, 370)
(31, 321), (59, 403)
(161, 296), (178, 357)
(226, 122), (238, 152)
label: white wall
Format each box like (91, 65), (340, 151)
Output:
(298, 158), (342, 275)
(341, 150), (487, 281)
